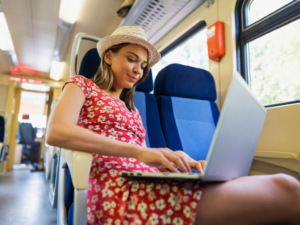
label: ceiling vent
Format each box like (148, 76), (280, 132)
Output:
(120, 0), (206, 45)
(53, 19), (74, 62)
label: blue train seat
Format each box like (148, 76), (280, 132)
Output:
(18, 123), (41, 165)
(0, 116), (5, 161)
(60, 44), (166, 225)
(134, 70), (167, 148)
(154, 63), (220, 161)
(0, 115), (9, 168)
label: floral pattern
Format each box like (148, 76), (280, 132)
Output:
(63, 75), (204, 225)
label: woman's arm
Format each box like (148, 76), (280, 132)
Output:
(142, 141), (147, 148)
(46, 83), (192, 173)
(46, 83), (140, 158)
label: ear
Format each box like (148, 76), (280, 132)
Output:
(104, 50), (113, 66)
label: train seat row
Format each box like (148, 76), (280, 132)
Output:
(155, 64), (220, 161)
(58, 44), (220, 224)
(0, 115), (9, 172)
(18, 123), (41, 165)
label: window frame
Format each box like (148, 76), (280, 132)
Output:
(235, 0), (300, 107)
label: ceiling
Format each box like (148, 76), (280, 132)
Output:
(0, 0), (124, 81)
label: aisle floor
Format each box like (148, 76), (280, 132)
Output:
(0, 169), (57, 225)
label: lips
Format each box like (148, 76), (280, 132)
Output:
(127, 74), (137, 83)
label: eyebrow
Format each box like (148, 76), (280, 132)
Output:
(127, 52), (147, 64)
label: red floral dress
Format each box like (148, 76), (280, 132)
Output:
(63, 75), (204, 225)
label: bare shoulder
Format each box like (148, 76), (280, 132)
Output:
(49, 83), (85, 125)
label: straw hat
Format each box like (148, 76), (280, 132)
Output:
(96, 26), (161, 67)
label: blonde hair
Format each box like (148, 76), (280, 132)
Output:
(92, 43), (150, 111)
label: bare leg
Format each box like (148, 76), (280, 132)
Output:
(195, 174), (300, 225)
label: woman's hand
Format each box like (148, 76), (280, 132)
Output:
(134, 147), (192, 173)
(173, 151), (205, 174)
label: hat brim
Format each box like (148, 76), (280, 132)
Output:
(97, 35), (161, 67)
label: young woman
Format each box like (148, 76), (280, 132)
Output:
(46, 26), (300, 225)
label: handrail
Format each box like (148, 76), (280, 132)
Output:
(69, 33), (101, 78)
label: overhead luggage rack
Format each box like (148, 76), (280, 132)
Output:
(120, 0), (206, 44)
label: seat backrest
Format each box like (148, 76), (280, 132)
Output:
(154, 63), (220, 161)
(78, 48), (100, 79)
(134, 70), (167, 148)
(18, 123), (36, 144)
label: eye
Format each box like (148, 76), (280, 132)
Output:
(127, 57), (134, 62)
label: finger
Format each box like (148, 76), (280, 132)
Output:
(200, 160), (206, 169)
(160, 155), (180, 173)
(180, 155), (192, 174)
(161, 150), (188, 173)
(196, 162), (203, 174)
(189, 161), (203, 174)
(159, 162), (178, 170)
(172, 152), (192, 173)
(168, 154), (191, 173)
(163, 148), (174, 154)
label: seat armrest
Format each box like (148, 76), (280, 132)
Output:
(60, 149), (93, 190)
(254, 151), (300, 172)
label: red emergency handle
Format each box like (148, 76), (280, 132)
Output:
(207, 21), (225, 62)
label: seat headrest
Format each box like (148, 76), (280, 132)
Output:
(136, 69), (153, 93)
(79, 48), (101, 79)
(79, 48), (153, 93)
(154, 64), (217, 101)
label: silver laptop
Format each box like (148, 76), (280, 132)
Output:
(119, 71), (267, 182)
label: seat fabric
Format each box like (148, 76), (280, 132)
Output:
(78, 48), (100, 79)
(67, 203), (74, 225)
(155, 64), (220, 161)
(18, 123), (41, 164)
(65, 167), (74, 214)
(133, 70), (166, 148)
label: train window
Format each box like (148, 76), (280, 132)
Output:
(246, 0), (294, 26)
(152, 21), (208, 82)
(248, 19), (300, 105)
(236, 0), (300, 107)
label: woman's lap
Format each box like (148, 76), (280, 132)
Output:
(87, 164), (205, 225)
(88, 178), (205, 225)
(194, 174), (300, 225)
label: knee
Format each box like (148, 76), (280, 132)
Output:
(271, 174), (300, 209)
(271, 173), (300, 192)
(271, 174), (300, 216)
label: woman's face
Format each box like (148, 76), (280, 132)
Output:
(105, 44), (148, 90)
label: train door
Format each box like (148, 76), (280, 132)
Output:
(11, 84), (50, 171)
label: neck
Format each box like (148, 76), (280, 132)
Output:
(107, 86), (123, 100)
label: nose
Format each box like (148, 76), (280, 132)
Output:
(133, 64), (143, 77)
